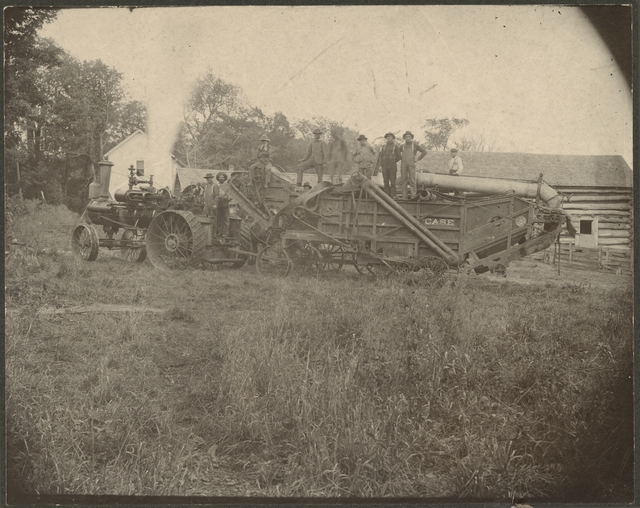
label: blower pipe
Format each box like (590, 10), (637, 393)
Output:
(415, 173), (563, 209)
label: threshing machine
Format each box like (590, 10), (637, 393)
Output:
(72, 158), (571, 277)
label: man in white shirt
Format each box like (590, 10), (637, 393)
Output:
(449, 148), (463, 175)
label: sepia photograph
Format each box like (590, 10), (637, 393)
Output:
(4, 4), (634, 505)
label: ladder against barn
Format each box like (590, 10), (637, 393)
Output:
(531, 185), (633, 275)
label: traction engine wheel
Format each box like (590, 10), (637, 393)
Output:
(121, 229), (147, 263)
(72, 224), (99, 261)
(147, 210), (206, 270)
(256, 244), (293, 277)
(420, 256), (449, 276)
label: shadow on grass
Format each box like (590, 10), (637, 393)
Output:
(547, 362), (634, 503)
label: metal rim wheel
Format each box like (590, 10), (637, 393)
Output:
(72, 224), (99, 261)
(147, 210), (206, 270)
(121, 229), (147, 263)
(122, 246), (147, 263)
(256, 244), (293, 277)
(493, 263), (508, 277)
(420, 256), (449, 276)
(288, 241), (321, 274)
(314, 243), (345, 271)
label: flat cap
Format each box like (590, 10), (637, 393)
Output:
(312, 128), (323, 134)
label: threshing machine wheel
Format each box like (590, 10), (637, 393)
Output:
(288, 241), (321, 274)
(71, 224), (99, 261)
(146, 210), (206, 270)
(314, 243), (345, 271)
(120, 229), (147, 263)
(256, 244), (293, 277)
(420, 256), (449, 277)
(492, 263), (508, 277)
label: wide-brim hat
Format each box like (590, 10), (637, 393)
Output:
(216, 172), (228, 182)
(260, 134), (270, 142)
(450, 147), (459, 152)
(312, 128), (323, 134)
(357, 134), (367, 141)
(402, 131), (414, 139)
(384, 132), (396, 140)
(205, 173), (214, 179)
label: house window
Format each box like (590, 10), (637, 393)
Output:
(136, 160), (145, 176)
(580, 220), (592, 235)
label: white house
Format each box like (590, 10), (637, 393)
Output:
(103, 130), (183, 195)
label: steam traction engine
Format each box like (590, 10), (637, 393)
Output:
(71, 159), (248, 269)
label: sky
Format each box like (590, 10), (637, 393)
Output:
(40, 5), (633, 168)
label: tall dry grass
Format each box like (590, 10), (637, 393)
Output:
(5, 226), (633, 500)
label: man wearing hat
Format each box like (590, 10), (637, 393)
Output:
(298, 128), (328, 186)
(202, 172), (219, 218)
(215, 172), (230, 236)
(353, 134), (377, 179)
(448, 147), (463, 176)
(327, 125), (349, 184)
(374, 132), (402, 197)
(249, 134), (273, 188)
(398, 131), (427, 199)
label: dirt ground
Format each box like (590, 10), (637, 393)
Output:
(489, 258), (632, 292)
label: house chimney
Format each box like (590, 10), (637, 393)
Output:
(98, 159), (114, 200)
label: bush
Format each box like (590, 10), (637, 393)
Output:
(6, 196), (79, 252)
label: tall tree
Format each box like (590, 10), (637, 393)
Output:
(4, 7), (59, 147)
(174, 69), (265, 169)
(422, 118), (470, 150)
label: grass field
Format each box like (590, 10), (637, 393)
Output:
(5, 200), (634, 502)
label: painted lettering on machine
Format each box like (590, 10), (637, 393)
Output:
(424, 217), (459, 227)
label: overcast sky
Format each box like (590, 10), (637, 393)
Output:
(40, 5), (632, 168)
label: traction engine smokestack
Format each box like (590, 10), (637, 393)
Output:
(98, 159), (114, 200)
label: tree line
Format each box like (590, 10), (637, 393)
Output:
(5, 7), (499, 213)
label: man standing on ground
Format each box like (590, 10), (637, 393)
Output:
(298, 128), (328, 186)
(202, 172), (218, 218)
(398, 131), (427, 199)
(375, 132), (401, 197)
(215, 172), (231, 237)
(449, 147), (463, 175)
(327, 126), (350, 184)
(353, 134), (376, 179)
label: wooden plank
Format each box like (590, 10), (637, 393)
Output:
(566, 195), (632, 202)
(556, 186), (632, 193)
(598, 238), (632, 246)
(597, 223), (631, 230)
(562, 203), (631, 211)
(567, 211), (631, 218)
(597, 216), (633, 224)
(598, 230), (631, 238)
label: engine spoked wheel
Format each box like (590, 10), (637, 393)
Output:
(72, 224), (99, 261)
(256, 244), (293, 277)
(147, 210), (206, 270)
(120, 229), (147, 263)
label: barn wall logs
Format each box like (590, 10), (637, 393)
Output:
(530, 186), (633, 273)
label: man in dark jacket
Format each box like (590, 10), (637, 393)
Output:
(398, 131), (427, 199)
(375, 132), (401, 198)
(298, 128), (328, 186)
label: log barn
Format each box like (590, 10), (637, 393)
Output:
(417, 151), (633, 273)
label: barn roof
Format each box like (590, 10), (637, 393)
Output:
(416, 151), (632, 188)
